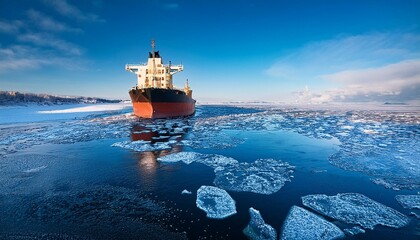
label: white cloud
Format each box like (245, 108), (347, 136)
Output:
(46, 0), (104, 22)
(18, 33), (83, 56)
(0, 58), (52, 72)
(0, 20), (24, 34)
(266, 32), (420, 79)
(0, 45), (52, 71)
(0, 2), (102, 74)
(266, 32), (420, 103)
(0, 45), (86, 72)
(295, 60), (420, 103)
(26, 9), (82, 32)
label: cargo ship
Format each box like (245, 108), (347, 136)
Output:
(125, 40), (195, 118)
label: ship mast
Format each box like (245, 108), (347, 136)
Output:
(151, 39), (157, 88)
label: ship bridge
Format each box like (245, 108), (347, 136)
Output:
(126, 41), (183, 90)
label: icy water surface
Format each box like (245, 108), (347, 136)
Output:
(0, 104), (419, 239)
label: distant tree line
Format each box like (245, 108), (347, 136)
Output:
(0, 91), (120, 106)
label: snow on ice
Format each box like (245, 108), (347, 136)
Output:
(1, 104), (419, 191)
(158, 152), (294, 195)
(190, 107), (419, 190)
(112, 140), (172, 152)
(181, 189), (192, 195)
(302, 193), (410, 230)
(213, 158), (294, 195)
(0, 112), (136, 158)
(195, 185), (236, 219)
(280, 205), (344, 240)
(243, 207), (277, 240)
(157, 151), (238, 168)
(397, 195), (420, 220)
(395, 195), (420, 209)
(343, 226), (366, 236)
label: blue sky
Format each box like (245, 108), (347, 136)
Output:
(0, 0), (419, 103)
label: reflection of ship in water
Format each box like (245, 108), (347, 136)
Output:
(130, 121), (189, 190)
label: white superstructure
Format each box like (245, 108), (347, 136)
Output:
(125, 40), (183, 89)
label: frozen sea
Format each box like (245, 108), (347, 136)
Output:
(0, 103), (419, 239)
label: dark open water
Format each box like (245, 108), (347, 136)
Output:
(0, 105), (418, 239)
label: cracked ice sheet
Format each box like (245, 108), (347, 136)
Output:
(157, 151), (238, 169)
(2, 104), (419, 190)
(343, 226), (365, 236)
(214, 159), (294, 195)
(395, 195), (420, 209)
(302, 193), (410, 230)
(111, 140), (172, 152)
(190, 106), (420, 190)
(158, 152), (294, 194)
(280, 206), (344, 240)
(0, 113), (137, 158)
(243, 207), (276, 240)
(196, 185), (236, 219)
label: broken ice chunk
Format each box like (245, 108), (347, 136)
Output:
(243, 207), (276, 240)
(395, 195), (420, 209)
(23, 165), (47, 173)
(157, 151), (202, 164)
(111, 140), (171, 152)
(343, 226), (365, 236)
(302, 193), (410, 230)
(181, 189), (192, 195)
(214, 159), (294, 195)
(280, 206), (344, 240)
(157, 151), (238, 168)
(409, 212), (420, 219)
(196, 185), (236, 219)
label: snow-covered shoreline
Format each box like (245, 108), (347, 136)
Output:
(0, 91), (121, 106)
(0, 102), (132, 124)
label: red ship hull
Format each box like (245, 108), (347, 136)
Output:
(129, 88), (195, 119)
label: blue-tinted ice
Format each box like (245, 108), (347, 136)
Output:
(186, 108), (420, 190)
(111, 140), (172, 152)
(243, 207), (276, 240)
(1, 105), (418, 191)
(195, 185), (236, 219)
(280, 205), (344, 240)
(158, 152), (294, 195)
(157, 151), (238, 168)
(214, 159), (294, 195)
(343, 226), (365, 236)
(395, 195), (420, 210)
(302, 193), (410, 229)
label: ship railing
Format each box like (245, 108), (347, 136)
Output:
(126, 63), (148, 68)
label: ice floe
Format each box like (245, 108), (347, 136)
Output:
(195, 185), (236, 219)
(395, 195), (420, 209)
(158, 152), (294, 195)
(0, 113), (136, 158)
(23, 165), (47, 173)
(157, 151), (238, 168)
(280, 206), (344, 240)
(1, 104), (419, 191)
(181, 189), (192, 195)
(111, 140), (172, 152)
(190, 107), (420, 190)
(243, 207), (276, 240)
(343, 226), (365, 236)
(214, 159), (294, 195)
(302, 193), (410, 230)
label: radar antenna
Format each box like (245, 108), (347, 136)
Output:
(151, 39), (157, 87)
